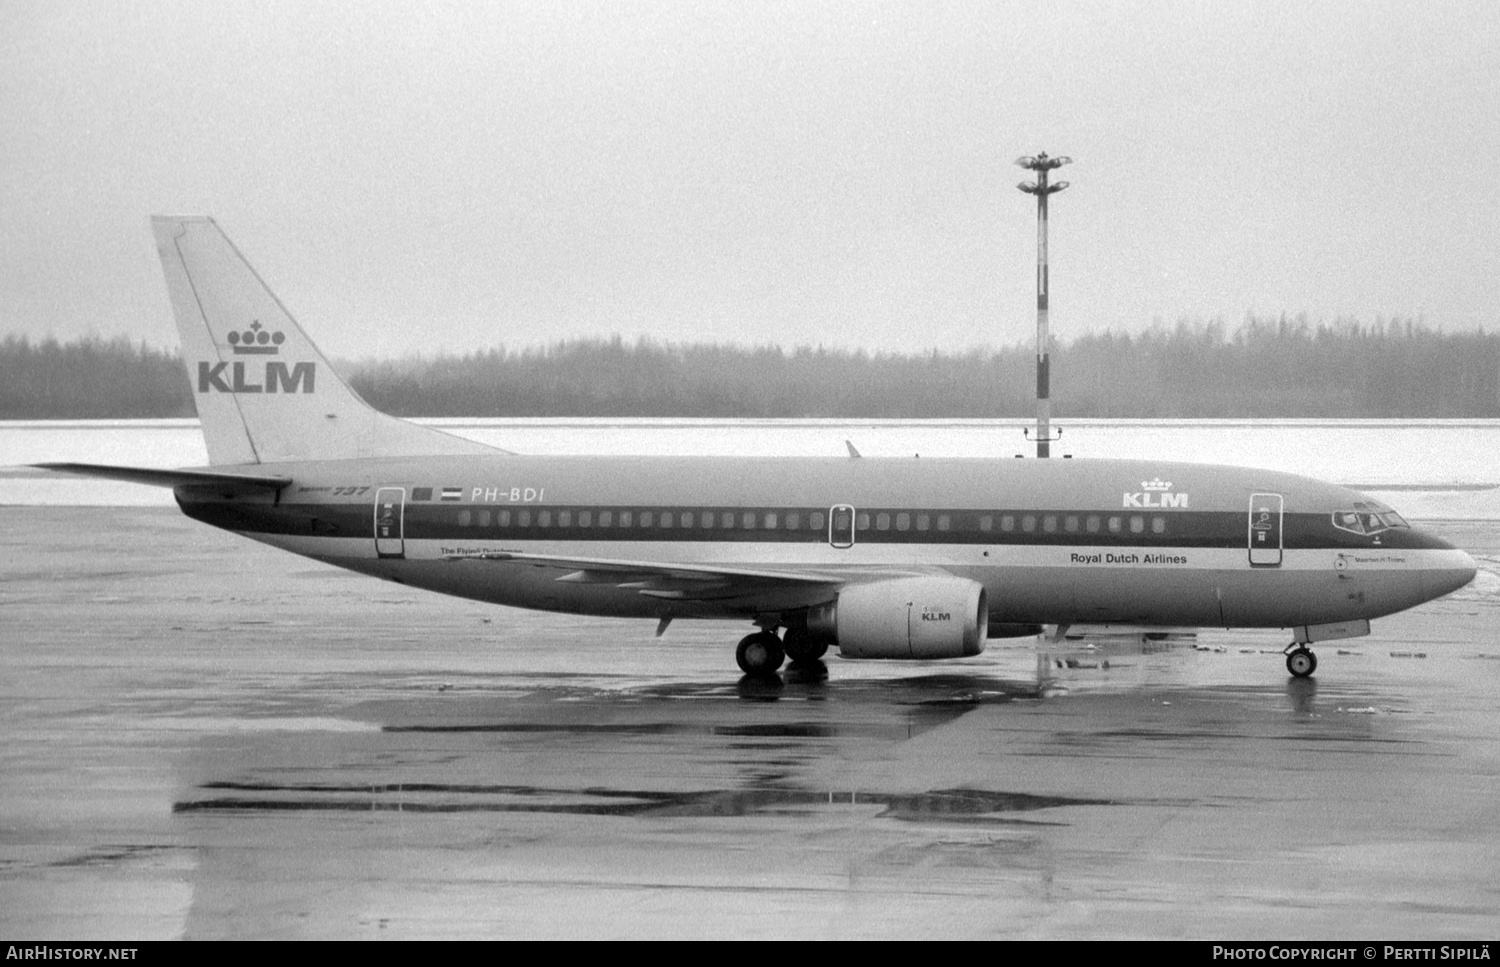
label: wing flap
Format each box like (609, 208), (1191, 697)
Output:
(444, 549), (846, 602)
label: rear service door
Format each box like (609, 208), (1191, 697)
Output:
(1248, 492), (1283, 567)
(375, 487), (405, 559)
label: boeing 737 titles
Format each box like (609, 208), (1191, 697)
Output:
(38, 217), (1477, 678)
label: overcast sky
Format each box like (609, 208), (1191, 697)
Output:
(3, 0), (1497, 359)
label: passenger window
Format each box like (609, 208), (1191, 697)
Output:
(742, 511), (756, 529)
(1107, 516), (1121, 533)
(478, 510), (491, 527)
(660, 513), (672, 529)
(1043, 515), (1058, 533)
(618, 510), (632, 528)
(1151, 517), (1165, 534)
(916, 514), (930, 531)
(458, 510), (472, 527)
(810, 512), (825, 529)
(518, 509), (531, 527)
(640, 511), (654, 527)
(1022, 515), (1037, 533)
(680, 512), (692, 528)
(786, 512), (801, 530)
(1001, 515), (1015, 532)
(1064, 515), (1078, 533)
(598, 510), (610, 527)
(937, 514), (950, 531)
(979, 515), (993, 532)
(498, 510), (511, 527)
(538, 510), (552, 527)
(896, 513), (910, 531)
(579, 510), (591, 527)
(558, 510), (571, 527)
(877, 512), (891, 531)
(1130, 515), (1144, 534)
(763, 512), (777, 529)
(701, 512), (714, 529)
(1086, 515), (1100, 533)
(856, 512), (870, 531)
(721, 512), (735, 528)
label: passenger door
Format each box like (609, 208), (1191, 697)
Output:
(828, 504), (855, 549)
(375, 487), (405, 559)
(1248, 493), (1283, 567)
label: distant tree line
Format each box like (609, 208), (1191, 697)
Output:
(3, 316), (1497, 419)
(0, 334), (193, 418)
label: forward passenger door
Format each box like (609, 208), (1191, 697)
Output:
(1248, 493), (1283, 567)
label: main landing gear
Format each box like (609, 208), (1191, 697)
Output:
(735, 625), (829, 676)
(736, 632), (783, 675)
(1284, 645), (1318, 678)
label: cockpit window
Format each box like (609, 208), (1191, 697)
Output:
(1332, 509), (1409, 536)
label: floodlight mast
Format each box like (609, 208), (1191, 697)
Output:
(1016, 152), (1070, 458)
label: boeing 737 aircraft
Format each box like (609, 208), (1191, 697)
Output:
(40, 217), (1477, 678)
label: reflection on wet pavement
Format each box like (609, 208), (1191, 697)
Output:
(176, 782), (1111, 822)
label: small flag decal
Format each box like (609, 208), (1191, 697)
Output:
(440, 487), (463, 501)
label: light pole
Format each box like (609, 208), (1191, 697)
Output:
(1017, 152), (1070, 458)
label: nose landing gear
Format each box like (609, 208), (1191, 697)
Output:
(1284, 645), (1318, 678)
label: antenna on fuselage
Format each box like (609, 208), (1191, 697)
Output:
(1016, 152), (1070, 458)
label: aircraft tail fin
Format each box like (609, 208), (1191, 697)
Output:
(152, 216), (501, 465)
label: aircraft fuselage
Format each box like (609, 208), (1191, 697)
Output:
(175, 452), (1475, 631)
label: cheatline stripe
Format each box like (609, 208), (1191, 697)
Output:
(174, 501), (1458, 552)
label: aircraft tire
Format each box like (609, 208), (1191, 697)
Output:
(782, 628), (828, 664)
(736, 632), (785, 676)
(1286, 647), (1317, 678)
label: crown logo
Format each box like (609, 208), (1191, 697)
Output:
(228, 321), (285, 355)
(1142, 478), (1173, 491)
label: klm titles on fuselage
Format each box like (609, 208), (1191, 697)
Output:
(197, 322), (315, 394)
(1123, 479), (1189, 509)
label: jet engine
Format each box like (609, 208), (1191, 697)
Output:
(806, 576), (988, 659)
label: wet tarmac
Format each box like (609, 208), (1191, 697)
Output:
(2, 507), (1498, 939)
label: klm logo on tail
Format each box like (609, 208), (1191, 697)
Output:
(198, 361), (315, 394)
(198, 321), (316, 394)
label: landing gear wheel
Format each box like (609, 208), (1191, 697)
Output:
(736, 632), (785, 676)
(782, 628), (828, 664)
(1286, 647), (1317, 678)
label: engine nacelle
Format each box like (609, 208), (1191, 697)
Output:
(807, 576), (988, 660)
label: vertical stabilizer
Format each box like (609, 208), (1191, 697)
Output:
(153, 216), (499, 464)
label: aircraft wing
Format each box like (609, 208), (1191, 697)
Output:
(34, 462), (292, 493)
(443, 549), (899, 603)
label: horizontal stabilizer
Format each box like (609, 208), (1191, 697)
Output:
(34, 462), (292, 493)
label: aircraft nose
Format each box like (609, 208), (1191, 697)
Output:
(1419, 531), (1478, 599)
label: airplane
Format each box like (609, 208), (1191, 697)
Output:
(38, 216), (1477, 679)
